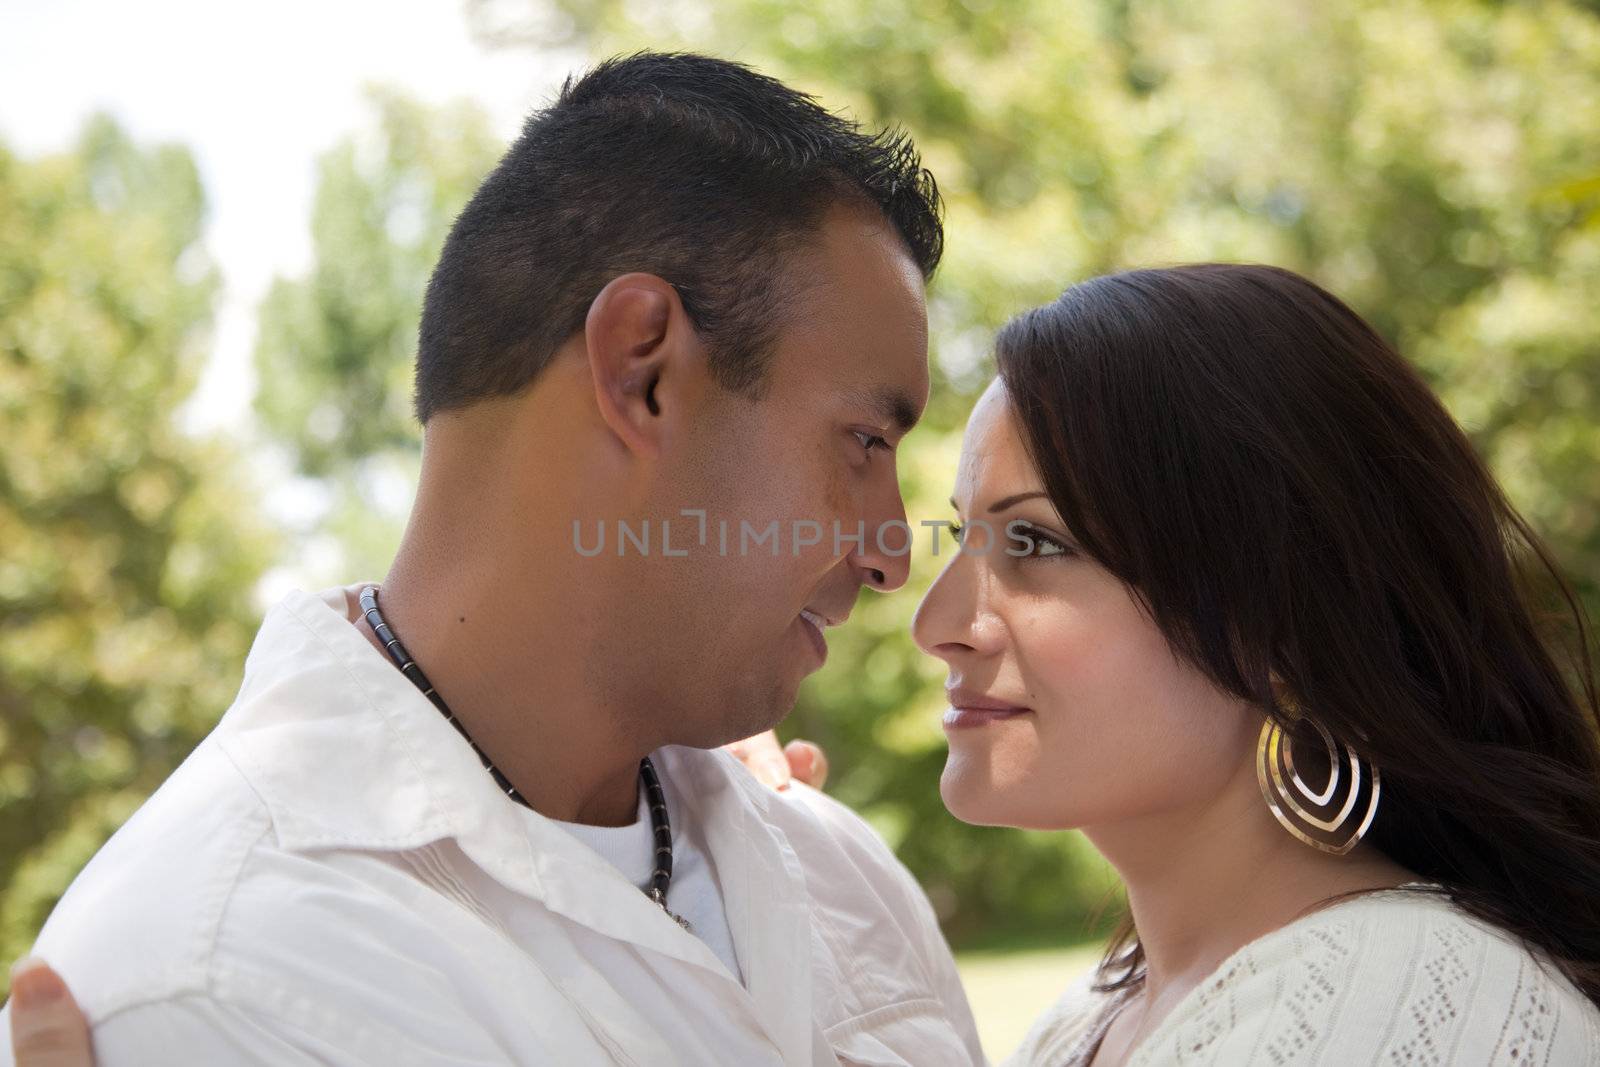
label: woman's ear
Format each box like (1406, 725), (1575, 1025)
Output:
(584, 272), (697, 457)
(1266, 676), (1304, 720)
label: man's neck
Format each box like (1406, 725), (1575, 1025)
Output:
(351, 571), (645, 828)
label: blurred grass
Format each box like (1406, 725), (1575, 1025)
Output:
(955, 940), (1104, 1063)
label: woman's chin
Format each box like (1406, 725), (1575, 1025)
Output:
(939, 754), (1021, 827)
(939, 751), (1086, 830)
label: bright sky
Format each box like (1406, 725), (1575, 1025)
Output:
(1, 0), (567, 433)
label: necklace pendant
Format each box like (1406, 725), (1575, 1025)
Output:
(649, 887), (692, 931)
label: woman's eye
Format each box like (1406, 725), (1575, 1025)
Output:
(1012, 521), (1073, 560)
(853, 430), (889, 454)
(1031, 537), (1067, 558)
(948, 521), (964, 547)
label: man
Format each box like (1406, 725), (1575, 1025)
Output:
(1, 52), (983, 1065)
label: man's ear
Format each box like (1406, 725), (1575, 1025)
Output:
(584, 272), (700, 458)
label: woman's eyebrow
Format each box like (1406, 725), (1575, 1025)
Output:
(986, 491), (1049, 513)
(947, 490), (1050, 514)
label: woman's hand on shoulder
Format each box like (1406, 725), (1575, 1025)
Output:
(8, 956), (93, 1067)
(722, 730), (829, 791)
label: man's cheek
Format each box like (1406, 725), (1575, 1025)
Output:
(815, 447), (855, 531)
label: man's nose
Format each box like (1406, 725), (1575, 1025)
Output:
(850, 489), (913, 593)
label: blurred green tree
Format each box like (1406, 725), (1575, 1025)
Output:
(0, 117), (276, 986)
(252, 88), (502, 583)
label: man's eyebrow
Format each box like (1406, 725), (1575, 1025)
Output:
(946, 491), (1050, 514)
(844, 385), (923, 435)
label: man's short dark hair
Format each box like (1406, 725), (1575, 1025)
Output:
(414, 50), (944, 423)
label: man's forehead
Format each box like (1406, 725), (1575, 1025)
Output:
(762, 204), (931, 415)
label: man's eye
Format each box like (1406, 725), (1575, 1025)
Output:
(948, 522), (964, 547)
(853, 430), (889, 453)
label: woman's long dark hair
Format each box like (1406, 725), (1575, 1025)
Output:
(995, 263), (1600, 1006)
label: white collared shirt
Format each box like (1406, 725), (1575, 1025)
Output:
(545, 766), (745, 984)
(0, 583), (985, 1066)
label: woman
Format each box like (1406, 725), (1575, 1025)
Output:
(809, 262), (1600, 1063)
(11, 265), (1600, 1066)
(949, 263), (1600, 1063)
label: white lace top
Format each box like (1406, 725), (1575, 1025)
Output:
(1005, 883), (1600, 1066)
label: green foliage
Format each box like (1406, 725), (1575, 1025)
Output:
(256, 89), (501, 479)
(253, 89), (503, 582)
(0, 117), (276, 988)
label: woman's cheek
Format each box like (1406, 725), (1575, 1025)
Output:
(1016, 611), (1175, 806)
(1013, 608), (1112, 715)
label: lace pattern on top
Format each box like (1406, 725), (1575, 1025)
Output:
(1003, 885), (1600, 1067)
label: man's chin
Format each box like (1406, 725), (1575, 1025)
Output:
(663, 707), (793, 753)
(654, 664), (800, 751)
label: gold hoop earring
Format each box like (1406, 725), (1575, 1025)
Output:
(1256, 702), (1381, 855)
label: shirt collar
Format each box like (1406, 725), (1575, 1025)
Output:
(216, 582), (547, 896)
(213, 582), (812, 1008)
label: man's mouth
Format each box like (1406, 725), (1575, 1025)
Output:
(798, 608), (830, 665)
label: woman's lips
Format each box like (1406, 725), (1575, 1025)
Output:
(942, 690), (1031, 729)
(942, 707), (1030, 729)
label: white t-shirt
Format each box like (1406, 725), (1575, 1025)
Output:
(543, 764), (745, 984)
